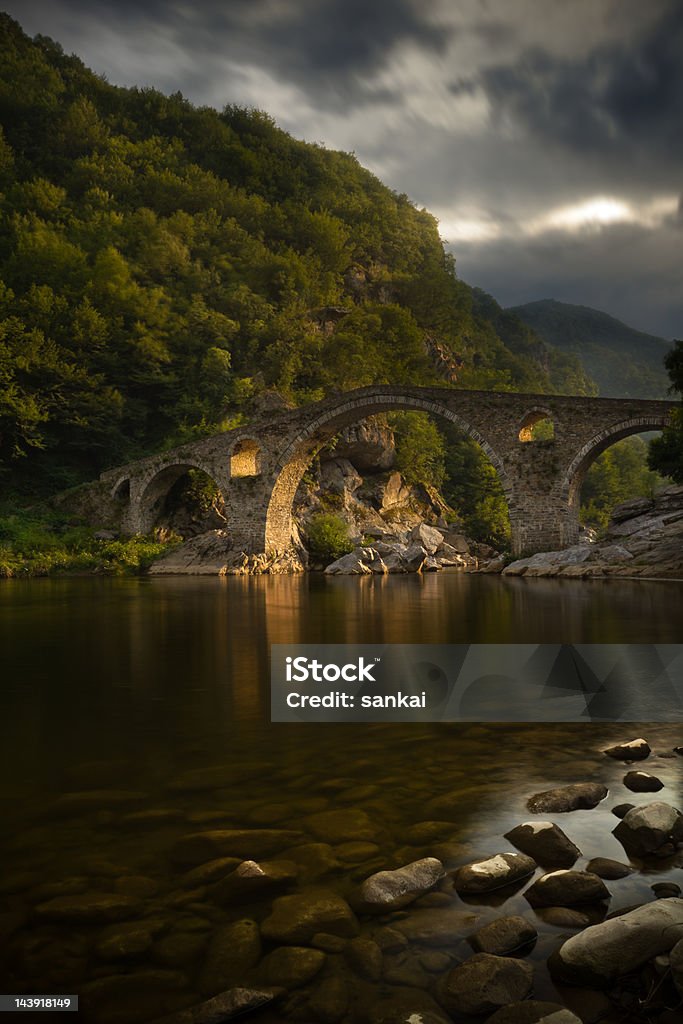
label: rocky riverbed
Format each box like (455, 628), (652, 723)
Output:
(3, 725), (683, 1024)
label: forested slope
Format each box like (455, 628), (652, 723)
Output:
(0, 13), (593, 503)
(509, 299), (672, 399)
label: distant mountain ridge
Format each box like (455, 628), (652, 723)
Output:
(508, 299), (672, 399)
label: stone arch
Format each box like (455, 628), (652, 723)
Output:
(111, 476), (130, 501)
(561, 415), (670, 510)
(264, 392), (510, 552)
(136, 461), (224, 534)
(518, 406), (555, 442)
(230, 437), (261, 477)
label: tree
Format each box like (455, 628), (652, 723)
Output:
(391, 412), (446, 489)
(648, 340), (683, 483)
(582, 436), (661, 530)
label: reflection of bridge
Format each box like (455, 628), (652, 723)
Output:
(99, 386), (674, 557)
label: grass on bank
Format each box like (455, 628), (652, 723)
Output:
(0, 508), (179, 577)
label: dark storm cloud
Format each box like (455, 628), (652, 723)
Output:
(455, 217), (683, 340)
(12, 0), (448, 111)
(2, 0), (680, 336)
(475, 3), (683, 161)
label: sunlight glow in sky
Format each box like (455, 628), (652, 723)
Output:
(439, 194), (679, 245)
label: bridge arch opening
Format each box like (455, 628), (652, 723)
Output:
(264, 392), (512, 553)
(518, 408), (555, 442)
(112, 477), (130, 502)
(579, 434), (664, 532)
(561, 417), (670, 525)
(138, 464), (227, 536)
(230, 438), (261, 478)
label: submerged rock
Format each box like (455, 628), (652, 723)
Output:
(471, 915), (537, 956)
(549, 898), (683, 986)
(210, 859), (298, 904)
(303, 808), (380, 844)
(261, 889), (358, 944)
(148, 987), (279, 1024)
(308, 975), (349, 1023)
(504, 821), (581, 867)
(533, 906), (596, 929)
(526, 783), (608, 814)
(51, 790), (147, 815)
(357, 858), (445, 912)
(198, 919), (261, 996)
(585, 858), (633, 880)
(486, 1003), (582, 1024)
(256, 946), (325, 988)
(33, 892), (142, 924)
(437, 953), (534, 1015)
(169, 829), (302, 867)
(180, 858), (242, 888)
(366, 991), (451, 1024)
(453, 853), (536, 894)
(345, 936), (383, 981)
(524, 870), (610, 908)
(393, 908), (478, 946)
(95, 921), (159, 960)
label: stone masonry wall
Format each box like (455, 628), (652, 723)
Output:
(93, 386), (674, 557)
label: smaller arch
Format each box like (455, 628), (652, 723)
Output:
(111, 476), (130, 501)
(230, 438), (262, 477)
(518, 407), (555, 443)
(137, 461), (225, 534)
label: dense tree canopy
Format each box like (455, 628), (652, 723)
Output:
(0, 13), (595, 504)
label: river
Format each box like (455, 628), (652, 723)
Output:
(1, 574), (682, 1023)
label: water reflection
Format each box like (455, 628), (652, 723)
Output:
(0, 573), (681, 796)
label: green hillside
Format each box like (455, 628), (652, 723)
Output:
(0, 13), (595, 503)
(508, 299), (672, 398)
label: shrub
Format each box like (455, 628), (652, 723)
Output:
(306, 513), (353, 563)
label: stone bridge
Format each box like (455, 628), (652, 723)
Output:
(99, 386), (675, 557)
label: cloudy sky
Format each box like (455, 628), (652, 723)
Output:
(4, 0), (682, 337)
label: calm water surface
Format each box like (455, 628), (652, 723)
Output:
(1, 574), (682, 1023)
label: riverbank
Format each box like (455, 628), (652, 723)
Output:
(2, 485), (682, 580)
(500, 485), (683, 581)
(0, 509), (179, 577)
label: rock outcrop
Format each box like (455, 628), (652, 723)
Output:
(501, 484), (683, 579)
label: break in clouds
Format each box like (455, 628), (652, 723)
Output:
(4, 0), (682, 336)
